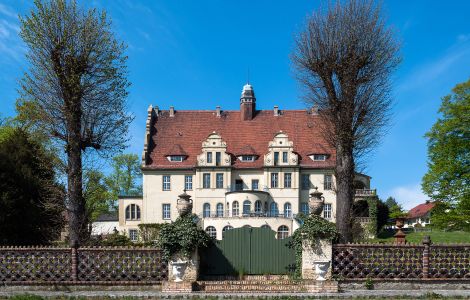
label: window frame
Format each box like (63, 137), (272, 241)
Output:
(162, 203), (171, 220)
(129, 229), (139, 242)
(282, 151), (288, 163)
(203, 203), (211, 218)
(216, 203), (224, 217)
(301, 174), (310, 190)
(216, 173), (224, 189)
(243, 200), (251, 216)
(284, 173), (292, 188)
(169, 155), (184, 162)
(184, 175), (193, 191)
(203, 173), (211, 189)
(215, 152), (221, 166)
(271, 173), (279, 188)
(232, 201), (239, 216)
(300, 202), (309, 215)
(284, 202), (292, 218)
(162, 175), (171, 191)
(324, 174), (333, 190)
(323, 203), (332, 219)
(251, 179), (259, 190)
(206, 152), (212, 163)
(277, 225), (289, 239)
(125, 204), (141, 221)
(205, 226), (217, 239)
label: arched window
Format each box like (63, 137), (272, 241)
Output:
(254, 200), (262, 215)
(300, 202), (309, 215)
(125, 204), (141, 220)
(277, 225), (289, 239)
(232, 201), (239, 216)
(261, 224), (271, 230)
(216, 203), (224, 217)
(203, 203), (211, 218)
(243, 200), (251, 215)
(284, 202), (292, 218)
(222, 225), (233, 232)
(270, 202), (279, 217)
(205, 226), (217, 239)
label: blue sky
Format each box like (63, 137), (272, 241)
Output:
(1, 0), (469, 209)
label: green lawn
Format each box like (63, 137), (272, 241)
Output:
(371, 229), (470, 244)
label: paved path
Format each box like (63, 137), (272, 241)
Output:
(1, 290), (470, 298)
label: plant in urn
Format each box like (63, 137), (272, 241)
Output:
(309, 187), (325, 216)
(177, 190), (193, 216)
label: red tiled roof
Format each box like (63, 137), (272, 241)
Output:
(237, 145), (258, 156)
(165, 144), (187, 156)
(145, 110), (336, 169)
(407, 202), (435, 219)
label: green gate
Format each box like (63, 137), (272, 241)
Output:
(200, 227), (296, 276)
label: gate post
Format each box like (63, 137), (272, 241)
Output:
(71, 239), (79, 281)
(422, 236), (431, 279)
(302, 239), (332, 280)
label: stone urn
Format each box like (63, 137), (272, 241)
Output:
(176, 191), (193, 216)
(314, 260), (330, 281)
(171, 260), (188, 282)
(309, 188), (325, 216)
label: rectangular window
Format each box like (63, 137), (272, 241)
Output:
(216, 173), (224, 188)
(162, 175), (171, 191)
(284, 173), (292, 188)
(271, 173), (278, 188)
(324, 175), (332, 190)
(241, 155), (254, 162)
(203, 173), (211, 188)
(207, 152), (212, 163)
(274, 152), (279, 165)
(282, 152), (288, 163)
(251, 179), (259, 190)
(235, 179), (244, 191)
(313, 154), (327, 161)
(129, 229), (138, 242)
(162, 204), (171, 219)
(323, 203), (332, 219)
(301, 174), (310, 190)
(185, 175), (193, 190)
(215, 152), (221, 166)
(170, 156), (183, 162)
(301, 203), (309, 215)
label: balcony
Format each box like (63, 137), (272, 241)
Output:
(199, 210), (294, 219)
(355, 189), (377, 198)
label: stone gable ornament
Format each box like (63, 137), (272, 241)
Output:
(177, 190), (193, 216)
(309, 187), (325, 215)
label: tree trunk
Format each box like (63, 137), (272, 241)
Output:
(66, 101), (87, 246)
(335, 142), (355, 243)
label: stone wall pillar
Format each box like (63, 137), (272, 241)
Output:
(301, 239), (332, 280)
(168, 250), (199, 282)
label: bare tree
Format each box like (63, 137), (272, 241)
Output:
(18, 0), (132, 245)
(291, 0), (400, 242)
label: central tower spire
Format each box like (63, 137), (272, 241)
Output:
(240, 83), (256, 121)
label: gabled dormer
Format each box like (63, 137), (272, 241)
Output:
(264, 132), (298, 166)
(197, 132), (231, 167)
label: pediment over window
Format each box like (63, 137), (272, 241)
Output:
(197, 132), (231, 166)
(264, 131), (298, 166)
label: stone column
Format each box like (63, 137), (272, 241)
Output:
(301, 239), (332, 280)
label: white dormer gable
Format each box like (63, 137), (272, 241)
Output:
(264, 131), (298, 166)
(197, 132), (231, 166)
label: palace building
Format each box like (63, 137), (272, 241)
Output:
(118, 83), (373, 241)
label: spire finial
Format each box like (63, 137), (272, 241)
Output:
(247, 67), (250, 84)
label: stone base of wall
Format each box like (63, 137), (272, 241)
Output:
(304, 281), (338, 293)
(201, 280), (338, 293)
(162, 281), (195, 293)
(340, 280), (470, 291)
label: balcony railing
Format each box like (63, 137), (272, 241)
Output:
(355, 189), (377, 197)
(199, 210), (294, 219)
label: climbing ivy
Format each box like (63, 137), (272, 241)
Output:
(157, 214), (211, 261)
(366, 196), (378, 236)
(291, 214), (339, 278)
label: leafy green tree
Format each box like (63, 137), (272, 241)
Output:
(385, 197), (398, 209)
(83, 169), (110, 224)
(0, 128), (64, 245)
(423, 79), (470, 230)
(422, 79), (470, 204)
(105, 153), (142, 209)
(18, 0), (132, 244)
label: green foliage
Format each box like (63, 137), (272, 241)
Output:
(105, 153), (142, 210)
(422, 79), (470, 231)
(157, 214), (211, 261)
(365, 277), (374, 290)
(0, 128), (65, 245)
(100, 232), (133, 246)
(83, 169), (110, 223)
(430, 200), (470, 231)
(366, 197), (378, 235)
(138, 223), (164, 243)
(291, 214), (339, 278)
(384, 197), (399, 209)
(389, 203), (407, 219)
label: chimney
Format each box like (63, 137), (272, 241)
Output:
(240, 83), (256, 121)
(274, 105), (279, 116)
(216, 106), (221, 117)
(169, 106), (174, 117)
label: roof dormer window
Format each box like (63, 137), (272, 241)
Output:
(310, 154), (328, 161)
(168, 155), (185, 162)
(239, 155), (256, 162)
